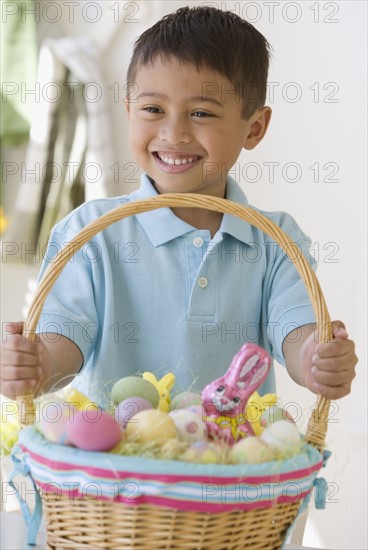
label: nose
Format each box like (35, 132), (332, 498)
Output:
(159, 114), (191, 144)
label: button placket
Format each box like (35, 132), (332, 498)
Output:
(185, 234), (217, 319)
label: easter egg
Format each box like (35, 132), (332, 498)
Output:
(67, 410), (123, 451)
(186, 405), (204, 417)
(65, 388), (98, 411)
(260, 406), (294, 429)
(231, 437), (275, 464)
(170, 391), (202, 411)
(114, 397), (153, 429)
(168, 409), (207, 443)
(182, 441), (222, 464)
(111, 376), (160, 408)
(260, 420), (301, 455)
(35, 397), (74, 445)
(125, 409), (177, 443)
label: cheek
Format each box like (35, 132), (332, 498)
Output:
(129, 125), (148, 155)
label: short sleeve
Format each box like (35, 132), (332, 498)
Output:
(35, 225), (99, 367)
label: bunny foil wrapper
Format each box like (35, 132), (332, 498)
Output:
(201, 343), (271, 444)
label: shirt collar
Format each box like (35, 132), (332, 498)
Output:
(130, 173), (256, 247)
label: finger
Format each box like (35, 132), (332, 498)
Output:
(316, 339), (356, 360)
(1, 365), (41, 382)
(313, 382), (352, 400)
(1, 349), (40, 367)
(2, 335), (40, 354)
(311, 365), (355, 387)
(1, 380), (38, 401)
(312, 352), (357, 373)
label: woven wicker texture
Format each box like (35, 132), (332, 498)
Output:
(17, 193), (332, 549)
(42, 497), (300, 549)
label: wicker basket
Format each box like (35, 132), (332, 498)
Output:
(14, 193), (332, 549)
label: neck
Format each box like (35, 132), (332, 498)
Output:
(152, 179), (227, 238)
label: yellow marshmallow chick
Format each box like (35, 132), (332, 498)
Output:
(142, 372), (176, 412)
(245, 392), (277, 436)
(64, 388), (99, 412)
(0, 414), (21, 456)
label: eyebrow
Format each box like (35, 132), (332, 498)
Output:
(136, 92), (225, 108)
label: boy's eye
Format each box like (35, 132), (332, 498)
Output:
(143, 106), (162, 114)
(192, 111), (213, 118)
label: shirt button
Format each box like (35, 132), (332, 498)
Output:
(197, 277), (208, 288)
(193, 237), (204, 248)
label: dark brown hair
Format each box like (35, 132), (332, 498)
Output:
(126, 6), (271, 119)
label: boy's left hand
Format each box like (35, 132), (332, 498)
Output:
(300, 321), (357, 399)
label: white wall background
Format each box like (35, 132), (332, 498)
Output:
(1, 1), (367, 548)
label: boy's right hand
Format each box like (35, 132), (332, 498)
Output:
(1, 322), (47, 400)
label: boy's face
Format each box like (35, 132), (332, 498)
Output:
(126, 57), (270, 196)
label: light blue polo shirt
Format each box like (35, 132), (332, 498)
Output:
(37, 174), (316, 407)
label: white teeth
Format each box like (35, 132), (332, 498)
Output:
(157, 153), (197, 166)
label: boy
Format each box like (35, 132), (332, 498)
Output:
(1, 7), (357, 407)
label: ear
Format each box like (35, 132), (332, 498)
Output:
(239, 354), (260, 380)
(143, 372), (158, 385)
(161, 373), (176, 391)
(125, 100), (131, 120)
(243, 106), (272, 150)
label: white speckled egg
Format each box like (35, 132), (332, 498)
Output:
(168, 409), (207, 442)
(260, 420), (301, 455)
(231, 437), (275, 464)
(186, 405), (204, 418)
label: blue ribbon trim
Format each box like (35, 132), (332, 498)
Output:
(9, 446), (43, 546)
(313, 449), (333, 510)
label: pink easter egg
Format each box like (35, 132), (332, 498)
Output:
(67, 410), (122, 451)
(114, 397), (153, 429)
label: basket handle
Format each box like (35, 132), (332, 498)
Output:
(17, 193), (332, 450)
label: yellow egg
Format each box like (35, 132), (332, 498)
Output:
(126, 409), (177, 443)
(231, 436), (275, 464)
(183, 442), (222, 464)
(65, 389), (98, 411)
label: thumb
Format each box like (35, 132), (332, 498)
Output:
(5, 321), (24, 336)
(331, 320), (348, 339)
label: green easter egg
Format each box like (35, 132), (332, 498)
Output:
(111, 376), (160, 408)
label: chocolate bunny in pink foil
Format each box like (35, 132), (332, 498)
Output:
(201, 343), (271, 444)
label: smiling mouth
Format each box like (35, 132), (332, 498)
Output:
(154, 152), (200, 166)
